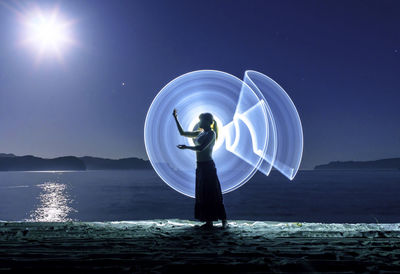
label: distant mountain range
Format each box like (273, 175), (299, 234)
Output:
(3, 153), (398, 171)
(0, 153), (16, 158)
(0, 153), (151, 171)
(314, 158), (400, 170)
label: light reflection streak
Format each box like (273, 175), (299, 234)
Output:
(27, 182), (76, 222)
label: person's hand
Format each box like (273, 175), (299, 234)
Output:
(172, 109), (178, 119)
(177, 144), (187, 149)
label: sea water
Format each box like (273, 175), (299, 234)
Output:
(0, 170), (399, 223)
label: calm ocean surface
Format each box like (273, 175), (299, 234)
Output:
(0, 170), (399, 223)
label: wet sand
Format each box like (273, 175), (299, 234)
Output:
(0, 220), (399, 273)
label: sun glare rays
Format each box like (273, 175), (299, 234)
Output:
(13, 3), (78, 64)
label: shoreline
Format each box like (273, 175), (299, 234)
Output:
(1, 220), (399, 272)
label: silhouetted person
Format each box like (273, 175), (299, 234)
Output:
(173, 109), (227, 229)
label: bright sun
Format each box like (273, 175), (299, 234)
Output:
(30, 16), (66, 49)
(20, 6), (75, 62)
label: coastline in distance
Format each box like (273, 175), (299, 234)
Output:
(0, 153), (150, 171)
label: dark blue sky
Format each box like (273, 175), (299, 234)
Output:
(0, 0), (399, 169)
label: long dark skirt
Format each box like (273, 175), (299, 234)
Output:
(195, 160), (227, 222)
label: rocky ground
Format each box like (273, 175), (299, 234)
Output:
(0, 220), (400, 273)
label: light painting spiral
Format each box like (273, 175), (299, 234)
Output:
(144, 70), (303, 198)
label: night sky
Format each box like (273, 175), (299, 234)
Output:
(0, 0), (399, 169)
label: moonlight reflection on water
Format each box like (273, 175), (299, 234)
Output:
(28, 182), (76, 222)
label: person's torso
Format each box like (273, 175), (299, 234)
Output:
(194, 130), (215, 162)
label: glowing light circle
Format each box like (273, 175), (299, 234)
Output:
(145, 70), (263, 198)
(144, 70), (303, 198)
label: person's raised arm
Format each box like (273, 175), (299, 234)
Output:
(173, 109), (201, 138)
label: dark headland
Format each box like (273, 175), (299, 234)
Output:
(0, 153), (150, 171)
(314, 158), (400, 170)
